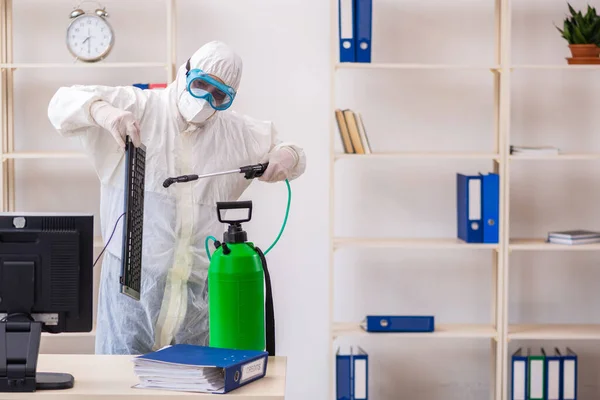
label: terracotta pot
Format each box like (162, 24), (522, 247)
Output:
(569, 44), (600, 58)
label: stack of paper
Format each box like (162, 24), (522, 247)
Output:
(132, 344), (268, 394)
(547, 230), (600, 245)
(510, 145), (560, 156)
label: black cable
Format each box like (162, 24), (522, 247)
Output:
(93, 212), (125, 267)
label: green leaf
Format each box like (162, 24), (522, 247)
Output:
(573, 26), (587, 43)
(568, 2), (577, 17)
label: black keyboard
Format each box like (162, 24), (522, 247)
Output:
(120, 136), (146, 301)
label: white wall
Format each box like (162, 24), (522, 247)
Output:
(9, 0), (600, 399)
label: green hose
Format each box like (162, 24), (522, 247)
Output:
(205, 178), (291, 260)
(205, 235), (218, 261)
(264, 178), (291, 255)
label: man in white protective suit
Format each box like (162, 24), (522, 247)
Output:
(47, 40), (307, 355)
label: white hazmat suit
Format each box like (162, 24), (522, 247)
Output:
(47, 41), (306, 355)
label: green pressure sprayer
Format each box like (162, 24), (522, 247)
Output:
(163, 162), (291, 356)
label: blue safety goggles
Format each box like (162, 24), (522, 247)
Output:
(185, 60), (236, 111)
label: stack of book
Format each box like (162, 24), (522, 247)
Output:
(510, 145), (560, 156)
(334, 108), (372, 154)
(547, 230), (600, 245)
(131, 344), (268, 394)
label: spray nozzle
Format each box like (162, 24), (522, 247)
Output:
(162, 174), (199, 188)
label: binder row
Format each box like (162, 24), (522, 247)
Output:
(336, 346), (368, 400)
(511, 348), (578, 400)
(457, 172), (499, 243)
(338, 0), (372, 63)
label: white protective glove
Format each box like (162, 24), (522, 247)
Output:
(90, 100), (141, 148)
(258, 146), (299, 182)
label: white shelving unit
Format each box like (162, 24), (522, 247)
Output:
(0, 0), (178, 353)
(328, 1), (600, 400)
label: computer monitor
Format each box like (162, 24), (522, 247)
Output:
(0, 213), (94, 392)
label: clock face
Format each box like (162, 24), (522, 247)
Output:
(66, 15), (113, 62)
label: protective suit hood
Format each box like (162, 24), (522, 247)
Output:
(176, 41), (243, 124)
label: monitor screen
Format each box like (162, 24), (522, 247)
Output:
(0, 213), (93, 333)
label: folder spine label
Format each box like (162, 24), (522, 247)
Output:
(563, 359), (576, 399)
(240, 357), (266, 384)
(457, 174), (483, 242)
(338, 0), (355, 62)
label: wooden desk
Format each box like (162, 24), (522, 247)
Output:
(0, 355), (286, 399)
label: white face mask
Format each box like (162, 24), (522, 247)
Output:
(178, 91), (216, 123)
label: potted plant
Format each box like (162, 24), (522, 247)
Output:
(556, 3), (600, 63)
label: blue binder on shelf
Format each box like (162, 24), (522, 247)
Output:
(511, 348), (528, 400)
(336, 348), (352, 400)
(457, 173), (483, 243)
(481, 172), (499, 244)
(132, 344), (268, 394)
(543, 348), (562, 400)
(336, 346), (368, 400)
(559, 348), (578, 400)
(354, 0), (372, 62)
(360, 315), (434, 333)
(338, 0), (355, 62)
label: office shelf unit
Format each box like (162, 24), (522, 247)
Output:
(328, 0), (600, 400)
(0, 0), (178, 353)
(327, 0), (507, 399)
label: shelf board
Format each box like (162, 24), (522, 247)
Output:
(335, 63), (600, 71)
(510, 153), (600, 160)
(509, 324), (600, 340)
(335, 152), (500, 160)
(334, 237), (498, 250)
(3, 152), (86, 160)
(512, 64), (600, 70)
(0, 62), (168, 69)
(335, 63), (500, 71)
(333, 322), (497, 339)
(510, 238), (600, 251)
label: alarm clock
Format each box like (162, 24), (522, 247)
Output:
(66, 2), (114, 62)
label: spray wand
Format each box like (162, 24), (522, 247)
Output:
(162, 162), (270, 188)
(162, 162), (292, 258)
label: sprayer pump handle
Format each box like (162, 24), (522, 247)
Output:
(216, 200), (253, 224)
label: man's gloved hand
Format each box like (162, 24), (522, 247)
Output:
(90, 100), (141, 148)
(258, 146), (299, 182)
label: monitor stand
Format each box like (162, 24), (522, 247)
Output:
(0, 320), (74, 392)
